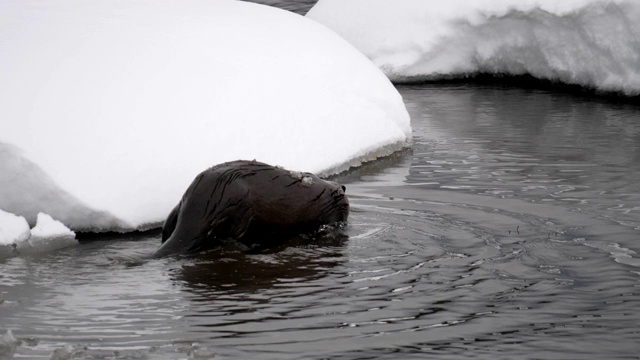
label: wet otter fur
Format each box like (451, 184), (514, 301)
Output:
(153, 160), (349, 257)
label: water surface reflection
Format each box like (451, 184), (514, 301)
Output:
(174, 232), (348, 296)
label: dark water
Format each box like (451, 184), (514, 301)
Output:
(2, 84), (639, 360)
(2, 3), (640, 360)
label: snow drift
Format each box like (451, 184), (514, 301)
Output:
(307, 0), (640, 96)
(0, 0), (411, 233)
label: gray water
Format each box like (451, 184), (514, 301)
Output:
(2, 84), (639, 360)
(2, 3), (640, 359)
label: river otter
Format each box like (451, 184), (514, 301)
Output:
(153, 160), (349, 257)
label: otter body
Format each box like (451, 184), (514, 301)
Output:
(154, 160), (349, 257)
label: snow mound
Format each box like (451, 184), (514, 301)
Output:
(307, 0), (640, 96)
(30, 213), (76, 239)
(18, 213), (78, 253)
(0, 210), (30, 245)
(0, 0), (411, 232)
(0, 210), (78, 257)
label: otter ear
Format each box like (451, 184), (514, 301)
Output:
(341, 185), (346, 192)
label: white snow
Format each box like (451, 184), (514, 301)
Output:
(0, 210), (30, 246)
(0, 210), (78, 256)
(18, 213), (78, 253)
(307, 0), (640, 96)
(0, 0), (411, 233)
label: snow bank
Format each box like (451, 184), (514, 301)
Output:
(307, 0), (640, 96)
(0, 0), (411, 232)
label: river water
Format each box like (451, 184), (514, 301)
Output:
(2, 3), (640, 360)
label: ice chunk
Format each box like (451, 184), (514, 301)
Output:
(0, 329), (18, 359)
(30, 213), (76, 239)
(17, 213), (78, 253)
(50, 344), (78, 360)
(0, 211), (78, 256)
(0, 209), (30, 246)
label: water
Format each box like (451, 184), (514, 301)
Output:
(2, 84), (638, 360)
(2, 4), (640, 360)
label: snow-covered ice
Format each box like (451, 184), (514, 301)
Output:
(17, 213), (78, 254)
(0, 210), (78, 256)
(0, 0), (411, 233)
(0, 210), (30, 246)
(308, 0), (640, 96)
